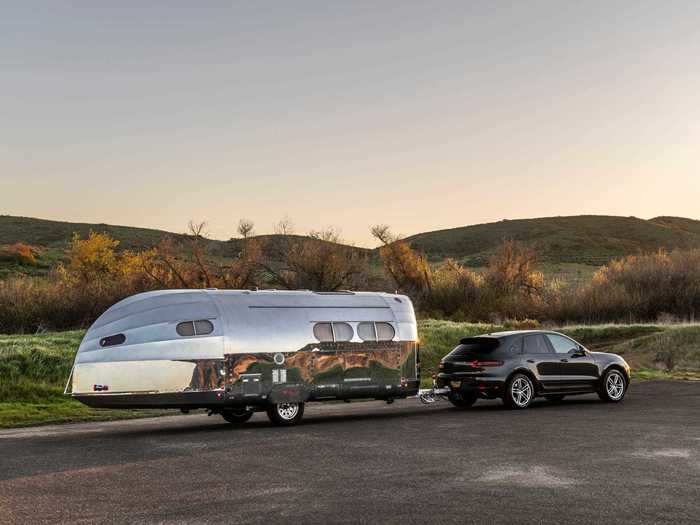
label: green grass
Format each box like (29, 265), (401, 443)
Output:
(0, 330), (166, 428)
(406, 215), (700, 265)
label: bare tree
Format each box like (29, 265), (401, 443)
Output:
(237, 218), (255, 239)
(259, 229), (367, 291)
(370, 224), (394, 245)
(308, 227), (341, 244)
(274, 215), (295, 236)
(187, 221), (212, 288)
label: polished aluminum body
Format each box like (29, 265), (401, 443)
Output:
(69, 289), (417, 403)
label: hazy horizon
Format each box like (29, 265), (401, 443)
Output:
(2, 2), (699, 246)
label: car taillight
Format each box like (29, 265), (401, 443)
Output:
(471, 360), (503, 367)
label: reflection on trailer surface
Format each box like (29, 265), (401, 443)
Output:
(67, 289), (419, 425)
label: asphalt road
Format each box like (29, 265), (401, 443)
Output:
(1, 381), (699, 525)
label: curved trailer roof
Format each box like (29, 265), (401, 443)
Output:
(76, 290), (417, 365)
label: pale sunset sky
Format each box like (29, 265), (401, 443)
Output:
(1, 1), (699, 246)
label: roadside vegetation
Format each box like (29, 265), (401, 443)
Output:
(2, 218), (700, 333)
(0, 331), (165, 428)
(1, 323), (698, 428)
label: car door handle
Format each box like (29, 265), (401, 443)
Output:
(560, 359), (568, 363)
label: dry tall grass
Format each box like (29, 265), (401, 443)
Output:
(1, 227), (699, 333)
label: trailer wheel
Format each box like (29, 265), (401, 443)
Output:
(220, 408), (253, 425)
(266, 402), (304, 426)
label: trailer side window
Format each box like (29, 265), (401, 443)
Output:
(100, 333), (126, 347)
(358, 322), (395, 342)
(177, 320), (214, 337)
(332, 322), (353, 342)
(313, 322), (354, 342)
(313, 323), (334, 342)
(358, 322), (377, 341)
(194, 320), (214, 335)
(376, 322), (395, 341)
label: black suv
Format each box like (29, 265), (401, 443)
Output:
(435, 330), (630, 409)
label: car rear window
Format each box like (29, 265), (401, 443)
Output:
(445, 337), (500, 360)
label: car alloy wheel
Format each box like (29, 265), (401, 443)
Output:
(605, 370), (625, 401)
(511, 377), (532, 407)
(504, 373), (534, 409)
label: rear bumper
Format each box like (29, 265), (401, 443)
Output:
(436, 373), (505, 397)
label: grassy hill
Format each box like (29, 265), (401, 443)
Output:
(405, 215), (700, 266)
(0, 215), (372, 278)
(2, 214), (700, 279)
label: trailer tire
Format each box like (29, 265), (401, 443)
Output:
(266, 402), (305, 426)
(221, 408), (254, 425)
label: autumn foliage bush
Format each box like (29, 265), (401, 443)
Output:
(0, 243), (37, 266)
(1, 223), (700, 333)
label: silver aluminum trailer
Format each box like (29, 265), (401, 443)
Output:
(67, 289), (420, 425)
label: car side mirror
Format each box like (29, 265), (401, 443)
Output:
(571, 346), (586, 357)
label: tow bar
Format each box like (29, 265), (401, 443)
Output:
(417, 378), (451, 404)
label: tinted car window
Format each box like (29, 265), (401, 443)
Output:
(446, 337), (499, 360)
(523, 335), (552, 354)
(546, 334), (578, 354)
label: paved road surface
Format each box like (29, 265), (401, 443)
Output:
(1, 381), (699, 524)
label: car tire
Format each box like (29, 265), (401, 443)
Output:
(598, 369), (627, 403)
(220, 408), (254, 425)
(503, 373), (535, 409)
(545, 395), (565, 402)
(266, 402), (305, 426)
(448, 390), (478, 409)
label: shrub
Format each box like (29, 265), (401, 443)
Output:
(0, 243), (37, 266)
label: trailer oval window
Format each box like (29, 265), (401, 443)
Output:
(100, 333), (126, 347)
(376, 322), (395, 341)
(177, 320), (214, 337)
(313, 322), (334, 342)
(358, 322), (395, 342)
(194, 320), (214, 335)
(358, 322), (377, 341)
(313, 322), (353, 342)
(332, 322), (353, 342)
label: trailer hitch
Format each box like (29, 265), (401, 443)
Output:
(417, 385), (451, 404)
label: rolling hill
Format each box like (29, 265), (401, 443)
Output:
(1, 214), (700, 279)
(405, 215), (700, 265)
